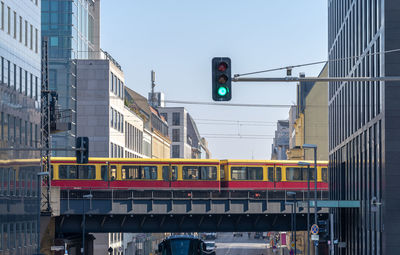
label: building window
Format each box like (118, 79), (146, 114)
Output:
(19, 15), (21, 42)
(13, 63), (16, 89)
(6, 6), (9, 34)
(24, 20), (27, 46)
(172, 145), (180, 158)
(1, 2), (4, 31)
(30, 24), (33, 50)
(110, 72), (114, 92)
(19, 67), (22, 93)
(172, 112), (180, 126)
(172, 129), (180, 142)
(35, 28), (38, 53)
(12, 11), (15, 38)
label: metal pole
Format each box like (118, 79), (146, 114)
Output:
(294, 197), (296, 255)
(330, 212), (334, 255)
(232, 76), (400, 83)
(82, 199), (85, 255)
(307, 165), (310, 255)
(37, 175), (40, 254)
(291, 203), (294, 251)
(314, 148), (318, 255)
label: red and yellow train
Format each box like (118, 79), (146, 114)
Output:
(50, 157), (328, 191)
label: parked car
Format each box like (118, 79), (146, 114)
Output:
(204, 241), (216, 255)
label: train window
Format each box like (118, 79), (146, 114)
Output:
(322, 168), (328, 182)
(231, 167), (263, 180)
(276, 167), (282, 181)
(101, 166), (107, 180)
(200, 166), (217, 180)
(302, 168), (315, 181)
(110, 166), (117, 180)
(79, 166), (95, 179)
(231, 167), (247, 180)
(268, 167), (274, 182)
(286, 167), (303, 181)
(122, 166), (157, 180)
(220, 168), (225, 180)
(142, 166), (157, 179)
(59, 165), (95, 179)
(248, 167), (263, 180)
(183, 166), (199, 180)
(162, 166), (177, 181)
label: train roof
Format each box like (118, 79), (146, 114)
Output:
(50, 157), (220, 163)
(220, 159), (329, 164)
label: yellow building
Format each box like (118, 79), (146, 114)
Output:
(151, 107), (171, 159)
(287, 64), (328, 161)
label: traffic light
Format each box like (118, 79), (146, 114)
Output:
(318, 219), (329, 242)
(76, 136), (89, 164)
(212, 57), (231, 101)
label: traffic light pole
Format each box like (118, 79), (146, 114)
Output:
(232, 76), (400, 82)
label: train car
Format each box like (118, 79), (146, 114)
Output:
(50, 157), (221, 190)
(220, 159), (328, 190)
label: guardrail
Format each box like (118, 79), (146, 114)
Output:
(57, 187), (328, 202)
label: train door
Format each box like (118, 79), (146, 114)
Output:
(101, 163), (117, 188)
(162, 164), (177, 187)
(267, 166), (274, 188)
(275, 166), (282, 189)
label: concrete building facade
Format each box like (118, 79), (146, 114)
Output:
(158, 107), (207, 159)
(0, 0), (42, 254)
(76, 57), (145, 159)
(328, 0), (400, 254)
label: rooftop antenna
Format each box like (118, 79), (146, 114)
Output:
(151, 70), (156, 107)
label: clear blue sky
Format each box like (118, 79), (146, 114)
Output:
(100, 0), (327, 159)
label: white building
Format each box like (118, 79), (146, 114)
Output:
(76, 53), (146, 255)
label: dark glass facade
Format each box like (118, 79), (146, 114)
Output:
(41, 0), (99, 156)
(0, 0), (41, 254)
(328, 0), (400, 254)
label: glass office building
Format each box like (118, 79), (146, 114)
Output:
(41, 0), (100, 156)
(328, 0), (400, 254)
(0, 0), (41, 253)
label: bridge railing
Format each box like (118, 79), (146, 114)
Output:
(57, 187), (328, 202)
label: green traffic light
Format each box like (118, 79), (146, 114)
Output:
(218, 86), (228, 96)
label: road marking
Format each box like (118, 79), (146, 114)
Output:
(223, 245), (231, 255)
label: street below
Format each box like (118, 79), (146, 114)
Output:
(215, 232), (285, 255)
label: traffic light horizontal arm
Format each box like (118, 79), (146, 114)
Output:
(232, 76), (400, 82)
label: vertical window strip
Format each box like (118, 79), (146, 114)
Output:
(19, 16), (21, 42)
(13, 11), (15, 38)
(1, 2), (4, 31)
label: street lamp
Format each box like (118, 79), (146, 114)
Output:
(298, 161), (311, 255)
(302, 144), (318, 255)
(287, 191), (297, 255)
(82, 194), (93, 255)
(36, 171), (50, 255)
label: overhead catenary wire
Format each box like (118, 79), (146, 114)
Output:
(234, 48), (400, 77)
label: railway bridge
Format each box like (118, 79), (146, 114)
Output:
(46, 187), (359, 234)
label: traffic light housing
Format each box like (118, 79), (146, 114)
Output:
(212, 57), (231, 101)
(318, 219), (330, 242)
(76, 136), (89, 164)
